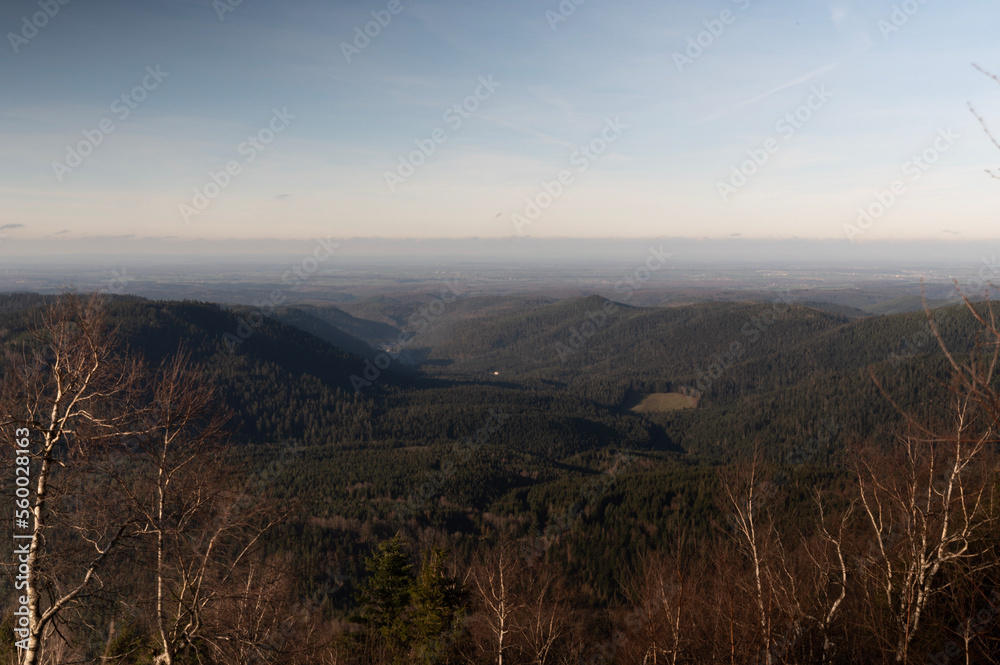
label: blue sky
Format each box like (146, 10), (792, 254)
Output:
(1, 0), (998, 246)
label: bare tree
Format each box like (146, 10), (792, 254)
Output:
(518, 564), (572, 665)
(467, 540), (526, 665)
(969, 63), (1000, 182)
(801, 494), (852, 664)
(0, 295), (296, 665)
(622, 544), (694, 665)
(720, 453), (781, 663)
(105, 351), (289, 665)
(854, 298), (1000, 663)
(1, 294), (146, 665)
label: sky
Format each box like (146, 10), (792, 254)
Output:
(0, 0), (998, 249)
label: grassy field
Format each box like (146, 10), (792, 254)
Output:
(629, 392), (699, 413)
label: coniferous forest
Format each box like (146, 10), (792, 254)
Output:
(1, 290), (998, 664)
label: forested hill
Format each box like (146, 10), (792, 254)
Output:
(409, 294), (978, 397)
(0, 295), (408, 444)
(0, 293), (980, 458)
(0, 292), (986, 606)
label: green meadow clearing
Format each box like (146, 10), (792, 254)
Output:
(628, 391), (699, 413)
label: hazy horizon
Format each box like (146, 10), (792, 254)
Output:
(2, 0), (999, 250)
(0, 236), (996, 265)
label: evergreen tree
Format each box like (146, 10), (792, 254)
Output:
(411, 549), (466, 663)
(355, 535), (415, 650)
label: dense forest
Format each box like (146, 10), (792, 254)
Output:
(1, 290), (998, 664)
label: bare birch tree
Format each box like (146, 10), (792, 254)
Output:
(468, 541), (525, 665)
(1, 294), (146, 665)
(104, 351), (289, 665)
(624, 545), (694, 665)
(720, 454), (780, 663)
(855, 297), (999, 663)
(518, 565), (571, 665)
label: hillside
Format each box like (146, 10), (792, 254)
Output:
(0, 292), (985, 607)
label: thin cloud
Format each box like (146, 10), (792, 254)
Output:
(0, 223), (25, 230)
(696, 62), (839, 124)
(829, 4), (850, 28)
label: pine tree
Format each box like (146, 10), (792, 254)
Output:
(355, 535), (415, 650)
(411, 549), (466, 663)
